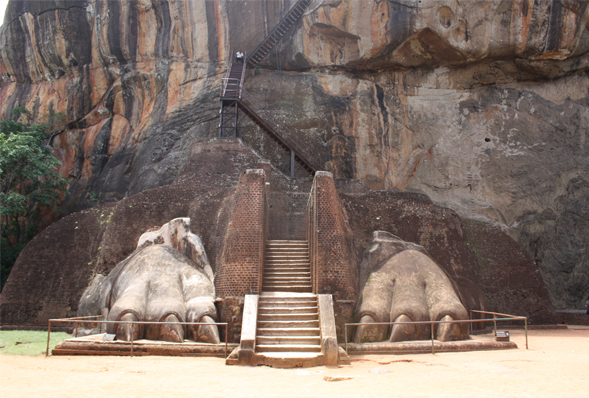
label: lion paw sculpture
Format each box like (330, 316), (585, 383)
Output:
(78, 218), (219, 343)
(355, 231), (469, 343)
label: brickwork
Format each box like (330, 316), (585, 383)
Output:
(309, 172), (358, 303)
(215, 169), (267, 298)
(217, 297), (246, 343)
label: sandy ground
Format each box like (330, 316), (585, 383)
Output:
(1, 327), (587, 398)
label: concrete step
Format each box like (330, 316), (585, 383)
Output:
(264, 270), (310, 275)
(263, 286), (313, 293)
(264, 262), (310, 267)
(264, 263), (310, 268)
(263, 284), (313, 290)
(266, 245), (308, 250)
(257, 312), (318, 321)
(259, 292), (316, 298)
(266, 249), (308, 253)
(265, 255), (309, 261)
(257, 300), (317, 308)
(257, 320), (319, 328)
(265, 251), (309, 255)
(257, 327), (320, 336)
(256, 336), (321, 345)
(256, 344), (321, 353)
(267, 240), (308, 245)
(258, 306), (318, 314)
(264, 271), (311, 277)
(263, 283), (312, 290)
(263, 276), (311, 282)
(266, 248), (308, 252)
(263, 277), (311, 286)
(250, 352), (325, 368)
(266, 251), (308, 255)
(265, 263), (309, 267)
(265, 256), (309, 260)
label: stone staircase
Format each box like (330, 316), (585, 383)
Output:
(263, 240), (312, 293)
(254, 292), (323, 366)
(227, 207), (348, 367)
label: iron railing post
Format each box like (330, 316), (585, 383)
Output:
(470, 310), (473, 335)
(46, 321), (51, 357)
(234, 102), (239, 138)
(431, 322), (435, 354)
(525, 318), (528, 349)
(130, 322), (134, 357)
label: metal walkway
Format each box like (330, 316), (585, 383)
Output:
(219, 0), (320, 176)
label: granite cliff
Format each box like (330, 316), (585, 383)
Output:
(1, 0), (588, 310)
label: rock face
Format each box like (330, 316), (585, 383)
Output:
(1, 0), (588, 308)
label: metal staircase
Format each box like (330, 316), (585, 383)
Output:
(219, 54), (246, 138)
(247, 0), (312, 67)
(218, 0), (321, 176)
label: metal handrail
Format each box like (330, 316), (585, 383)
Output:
(46, 317), (229, 358)
(240, 89), (324, 170)
(344, 312), (528, 354)
(221, 50), (246, 99)
(221, 51), (234, 97)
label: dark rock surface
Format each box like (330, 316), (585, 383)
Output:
(1, 0), (588, 309)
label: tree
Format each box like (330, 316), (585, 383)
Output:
(0, 108), (68, 290)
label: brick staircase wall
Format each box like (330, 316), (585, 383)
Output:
(215, 169), (268, 341)
(307, 171), (358, 337)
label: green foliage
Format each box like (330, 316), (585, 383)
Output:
(0, 108), (68, 290)
(89, 191), (100, 204)
(0, 330), (71, 355)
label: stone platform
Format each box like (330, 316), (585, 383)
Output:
(344, 334), (517, 355)
(52, 334), (237, 357)
(53, 333), (516, 361)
